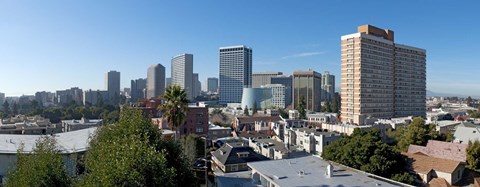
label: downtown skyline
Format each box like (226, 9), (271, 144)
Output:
(1, 1), (480, 97)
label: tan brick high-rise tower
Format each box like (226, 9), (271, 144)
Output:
(341, 25), (426, 125)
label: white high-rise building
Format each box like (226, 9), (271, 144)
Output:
(147, 64), (166, 99)
(105, 70), (120, 104)
(321, 71), (335, 102)
(192, 73), (201, 99)
(219, 45), (252, 103)
(171, 54), (194, 100)
(261, 84), (286, 109)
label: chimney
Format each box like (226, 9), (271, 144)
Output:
(326, 163), (334, 178)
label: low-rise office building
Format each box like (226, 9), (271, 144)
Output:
(0, 115), (60, 135)
(0, 127), (97, 178)
(61, 118), (102, 132)
(248, 156), (407, 187)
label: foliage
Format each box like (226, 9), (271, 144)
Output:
(297, 96), (306, 119)
(2, 101), (10, 117)
(244, 105), (249, 116)
(467, 140), (480, 172)
(397, 117), (438, 152)
(80, 109), (196, 187)
(436, 103), (442, 108)
(322, 129), (416, 184)
(252, 102), (257, 115)
(181, 134), (199, 164)
(469, 110), (480, 118)
(12, 102), (18, 115)
(159, 85), (189, 140)
(331, 97), (339, 114)
(278, 108), (288, 119)
(6, 136), (72, 187)
(391, 172), (416, 185)
(321, 101), (332, 112)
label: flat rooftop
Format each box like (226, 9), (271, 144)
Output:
(0, 127), (97, 154)
(248, 156), (406, 187)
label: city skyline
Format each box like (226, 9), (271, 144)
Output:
(1, 1), (480, 96)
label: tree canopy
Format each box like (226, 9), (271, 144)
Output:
(6, 136), (72, 187)
(397, 117), (438, 151)
(322, 129), (416, 185)
(159, 85), (189, 139)
(467, 140), (480, 172)
(80, 109), (196, 187)
(297, 96), (306, 119)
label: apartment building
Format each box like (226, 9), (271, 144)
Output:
(341, 25), (426, 125)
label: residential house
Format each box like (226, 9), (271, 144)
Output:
(285, 127), (341, 156)
(211, 142), (268, 173)
(405, 140), (467, 185)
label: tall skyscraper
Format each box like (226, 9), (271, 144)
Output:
(252, 72), (283, 88)
(341, 25), (426, 125)
(171, 54), (194, 100)
(271, 75), (292, 107)
(105, 70), (121, 103)
(147, 64), (166, 99)
(292, 70), (322, 112)
(130, 78), (147, 102)
(207, 77), (219, 93)
(219, 45), (252, 103)
(192, 73), (201, 99)
(166, 77), (172, 89)
(321, 71), (335, 102)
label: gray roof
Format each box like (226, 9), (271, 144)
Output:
(454, 126), (480, 144)
(212, 142), (269, 165)
(248, 156), (407, 187)
(252, 138), (289, 154)
(293, 127), (341, 137)
(0, 127), (97, 154)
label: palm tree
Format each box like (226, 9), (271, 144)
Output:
(159, 85), (190, 140)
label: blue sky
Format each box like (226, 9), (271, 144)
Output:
(1, 1), (479, 97)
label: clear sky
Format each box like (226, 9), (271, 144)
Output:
(1, 1), (479, 97)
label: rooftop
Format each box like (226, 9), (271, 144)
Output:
(212, 142), (269, 165)
(248, 156), (406, 187)
(236, 116), (282, 124)
(293, 127), (341, 137)
(251, 138), (289, 154)
(403, 152), (462, 174)
(407, 140), (467, 162)
(0, 127), (97, 154)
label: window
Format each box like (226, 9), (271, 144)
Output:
(196, 128), (203, 133)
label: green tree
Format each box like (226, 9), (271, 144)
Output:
(322, 129), (416, 185)
(436, 103), (442, 108)
(321, 101), (332, 112)
(466, 96), (473, 107)
(297, 96), (306, 119)
(252, 101), (258, 115)
(244, 105), (249, 116)
(159, 85), (190, 140)
(278, 108), (288, 118)
(467, 140), (480, 172)
(397, 117), (438, 151)
(12, 102), (18, 115)
(331, 97), (339, 114)
(6, 136), (72, 187)
(81, 109), (196, 186)
(181, 134), (198, 164)
(2, 101), (10, 117)
(391, 172), (415, 185)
